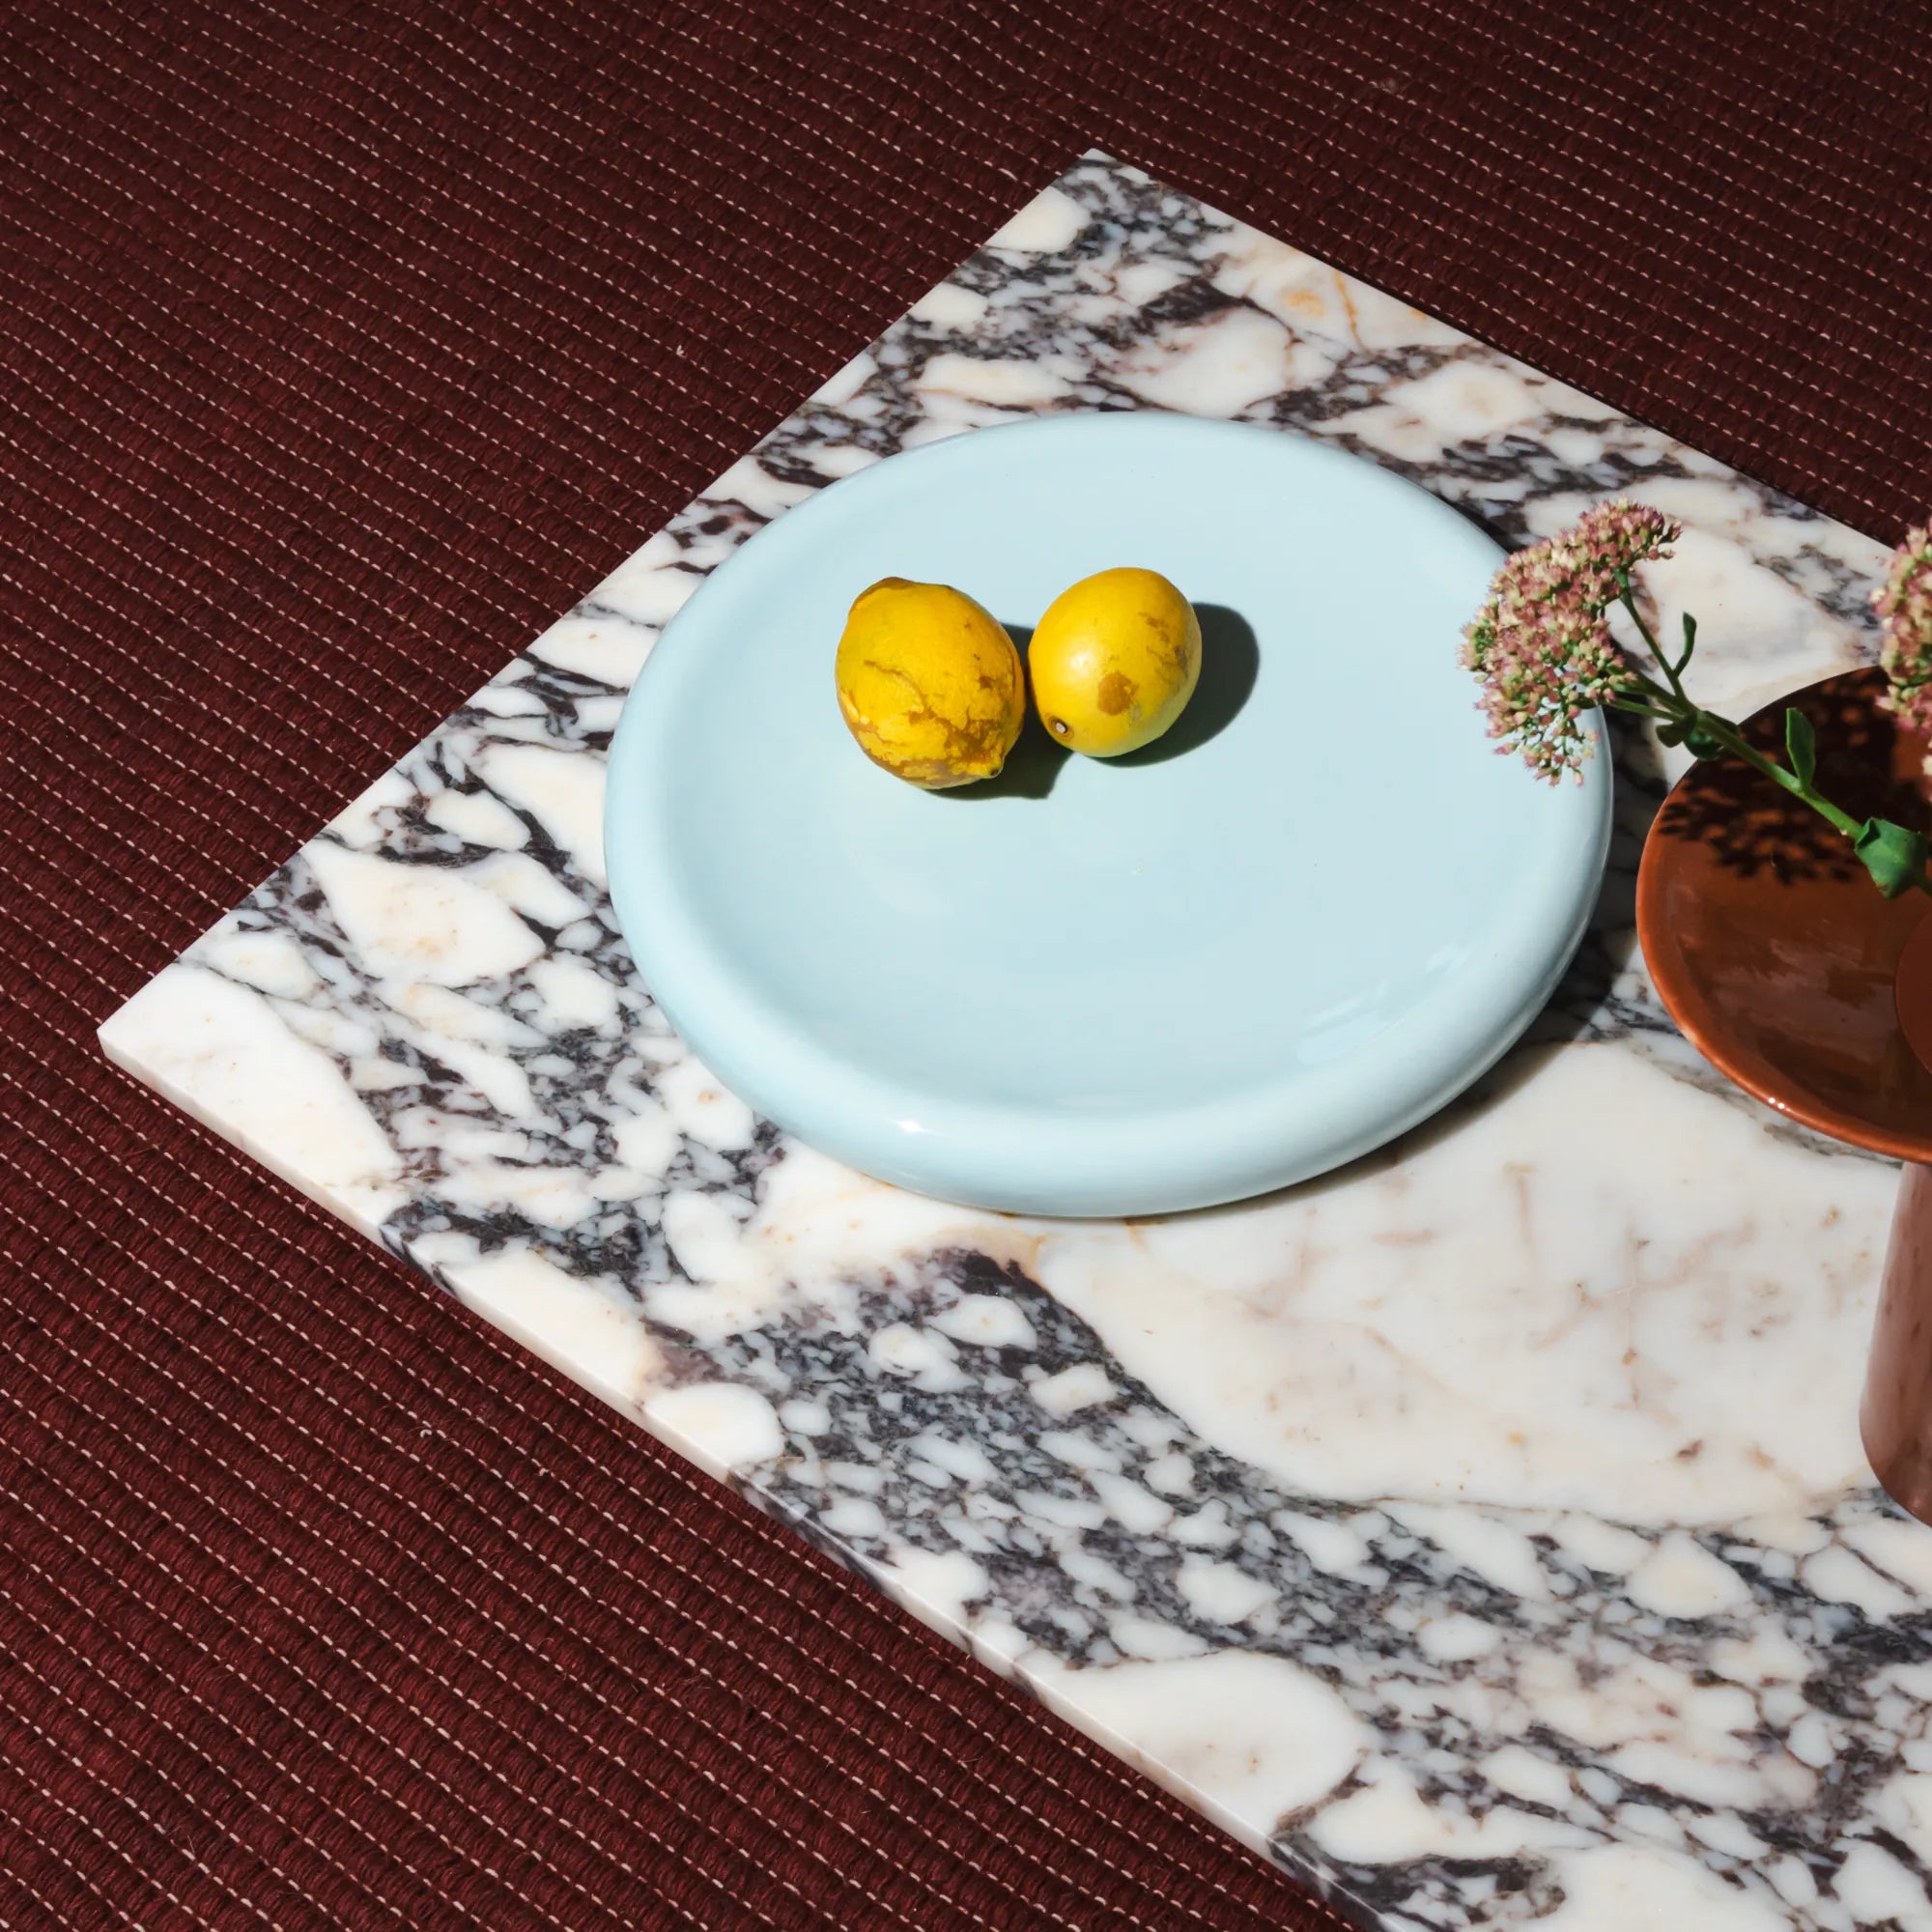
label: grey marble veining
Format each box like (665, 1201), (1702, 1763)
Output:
(101, 155), (1932, 1930)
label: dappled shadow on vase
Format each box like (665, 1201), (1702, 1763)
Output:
(1636, 668), (1932, 1161)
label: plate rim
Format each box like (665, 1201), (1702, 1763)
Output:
(604, 411), (1610, 1215)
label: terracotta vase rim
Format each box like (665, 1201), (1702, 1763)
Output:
(1634, 667), (1932, 1165)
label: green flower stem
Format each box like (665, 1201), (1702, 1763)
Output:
(1618, 676), (1862, 836)
(1474, 519), (1931, 899)
(1613, 582), (1872, 841)
(1605, 586), (1930, 896)
(1615, 577), (1693, 705)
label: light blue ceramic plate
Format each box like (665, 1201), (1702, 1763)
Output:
(604, 412), (1607, 1216)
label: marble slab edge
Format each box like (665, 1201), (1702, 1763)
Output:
(99, 151), (1932, 1932)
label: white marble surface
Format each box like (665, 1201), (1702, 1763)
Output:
(100, 154), (1932, 1931)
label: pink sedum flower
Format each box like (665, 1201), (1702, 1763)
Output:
(1463, 499), (1681, 781)
(1876, 523), (1932, 744)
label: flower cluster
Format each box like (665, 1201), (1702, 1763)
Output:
(1463, 499), (1681, 781)
(1876, 523), (1932, 745)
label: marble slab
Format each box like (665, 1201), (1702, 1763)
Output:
(99, 153), (1932, 1931)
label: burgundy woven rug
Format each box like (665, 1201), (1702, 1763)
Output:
(7, 4), (1932, 1927)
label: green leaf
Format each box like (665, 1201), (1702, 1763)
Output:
(1682, 724), (1726, 761)
(1855, 817), (1929, 899)
(1784, 707), (1817, 790)
(1678, 611), (1698, 673)
(1655, 719), (1687, 748)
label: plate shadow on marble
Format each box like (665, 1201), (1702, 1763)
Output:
(1139, 1038), (1568, 1236)
(942, 604), (1261, 802)
(1145, 713), (1667, 1235)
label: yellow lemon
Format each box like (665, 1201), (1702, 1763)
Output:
(1029, 567), (1202, 757)
(836, 578), (1025, 788)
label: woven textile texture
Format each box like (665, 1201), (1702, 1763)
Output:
(7, 3), (1932, 1927)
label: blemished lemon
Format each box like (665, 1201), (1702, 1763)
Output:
(1028, 567), (1201, 757)
(835, 579), (1026, 788)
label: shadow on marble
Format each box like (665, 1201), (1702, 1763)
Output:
(1145, 1039), (1565, 1234)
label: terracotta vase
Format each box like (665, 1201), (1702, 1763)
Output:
(1635, 667), (1932, 1520)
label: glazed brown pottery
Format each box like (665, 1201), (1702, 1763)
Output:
(1635, 668), (1932, 1521)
